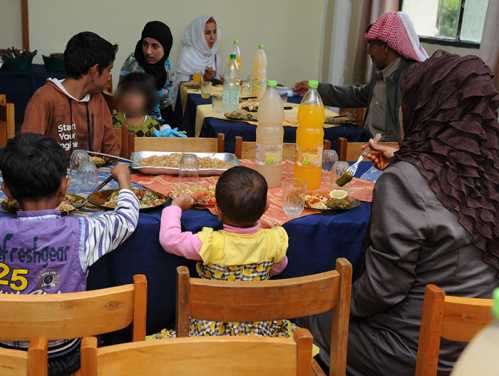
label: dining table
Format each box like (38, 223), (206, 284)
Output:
(0, 161), (374, 344)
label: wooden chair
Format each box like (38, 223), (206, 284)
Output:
(176, 258), (352, 376)
(336, 137), (399, 161)
(0, 275), (147, 375)
(234, 136), (332, 161)
(120, 131), (225, 159)
(0, 338), (47, 376)
(80, 328), (313, 376)
(0, 94), (16, 148)
(415, 284), (494, 376)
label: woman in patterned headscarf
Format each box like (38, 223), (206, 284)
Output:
(300, 52), (499, 375)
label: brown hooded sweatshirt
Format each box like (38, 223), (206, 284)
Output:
(22, 78), (119, 155)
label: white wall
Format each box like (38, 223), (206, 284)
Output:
(0, 0), (22, 49)
(28, 0), (327, 87)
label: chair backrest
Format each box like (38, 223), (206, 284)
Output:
(176, 258), (352, 376)
(80, 328), (313, 376)
(0, 275), (147, 342)
(0, 338), (47, 376)
(121, 132), (225, 159)
(336, 137), (399, 161)
(234, 136), (332, 161)
(415, 284), (494, 376)
(0, 94), (16, 148)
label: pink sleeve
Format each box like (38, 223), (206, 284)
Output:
(159, 205), (202, 260)
(270, 256), (288, 276)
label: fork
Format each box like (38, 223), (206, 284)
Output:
(73, 175), (114, 210)
(346, 133), (383, 177)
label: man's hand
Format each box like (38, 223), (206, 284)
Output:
(172, 195), (194, 211)
(292, 81), (310, 96)
(112, 163), (131, 190)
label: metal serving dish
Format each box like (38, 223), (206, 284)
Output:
(130, 151), (240, 176)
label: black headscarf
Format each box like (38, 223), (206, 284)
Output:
(394, 51), (499, 271)
(134, 21), (173, 90)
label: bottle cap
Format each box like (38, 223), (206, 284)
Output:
(308, 80), (319, 89)
(493, 288), (499, 320)
(229, 53), (237, 60)
(258, 44), (264, 49)
(267, 80), (278, 88)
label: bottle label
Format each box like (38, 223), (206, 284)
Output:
(256, 144), (283, 166)
(296, 146), (323, 168)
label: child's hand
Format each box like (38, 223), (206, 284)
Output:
(172, 195), (194, 211)
(362, 140), (398, 170)
(112, 163), (131, 190)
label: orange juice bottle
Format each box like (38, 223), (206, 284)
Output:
(294, 80), (325, 190)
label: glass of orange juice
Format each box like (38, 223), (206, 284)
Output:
(192, 72), (202, 85)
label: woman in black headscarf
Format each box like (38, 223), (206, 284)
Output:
(120, 21), (174, 123)
(299, 51), (499, 375)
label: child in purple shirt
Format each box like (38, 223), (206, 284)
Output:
(0, 134), (140, 376)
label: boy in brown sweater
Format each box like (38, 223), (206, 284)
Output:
(22, 32), (119, 155)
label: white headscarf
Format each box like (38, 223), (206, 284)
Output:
(175, 16), (221, 83)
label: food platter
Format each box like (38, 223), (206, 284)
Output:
(88, 189), (169, 210)
(1, 194), (85, 215)
(130, 152), (239, 176)
(169, 182), (216, 207)
(89, 155), (108, 167)
(304, 190), (360, 212)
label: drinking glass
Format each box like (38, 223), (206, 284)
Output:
(282, 178), (306, 217)
(192, 71), (202, 85)
(201, 80), (212, 99)
(211, 94), (223, 113)
(240, 80), (252, 98)
(70, 149), (89, 172)
(76, 161), (98, 194)
(322, 150), (339, 172)
(179, 154), (199, 182)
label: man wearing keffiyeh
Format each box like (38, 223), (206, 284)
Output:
(294, 11), (428, 142)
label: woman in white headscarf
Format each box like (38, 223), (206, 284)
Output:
(175, 16), (222, 84)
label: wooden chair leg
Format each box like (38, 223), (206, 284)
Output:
(27, 337), (47, 376)
(80, 337), (98, 376)
(217, 133), (225, 153)
(294, 328), (313, 376)
(176, 266), (191, 337)
(330, 258), (352, 376)
(415, 285), (445, 376)
(132, 274), (147, 342)
(234, 136), (243, 159)
(337, 137), (348, 161)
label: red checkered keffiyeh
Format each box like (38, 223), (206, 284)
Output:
(365, 11), (429, 62)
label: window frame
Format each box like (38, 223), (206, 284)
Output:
(400, 0), (482, 49)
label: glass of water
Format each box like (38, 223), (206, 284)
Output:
(335, 161), (350, 177)
(282, 178), (307, 217)
(179, 154), (199, 182)
(201, 80), (212, 99)
(211, 94), (223, 113)
(322, 150), (339, 172)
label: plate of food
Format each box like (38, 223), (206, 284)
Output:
(88, 189), (169, 210)
(169, 182), (216, 207)
(1, 194), (85, 215)
(224, 110), (258, 122)
(304, 189), (360, 212)
(131, 152), (239, 176)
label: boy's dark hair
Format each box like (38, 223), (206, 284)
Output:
(215, 166), (268, 226)
(0, 134), (69, 203)
(117, 72), (158, 114)
(64, 31), (118, 79)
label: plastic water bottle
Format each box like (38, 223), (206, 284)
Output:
(255, 80), (284, 188)
(451, 289), (499, 375)
(294, 80), (325, 191)
(231, 40), (242, 70)
(221, 53), (240, 113)
(251, 44), (267, 99)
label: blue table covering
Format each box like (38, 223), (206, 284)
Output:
(176, 92), (371, 153)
